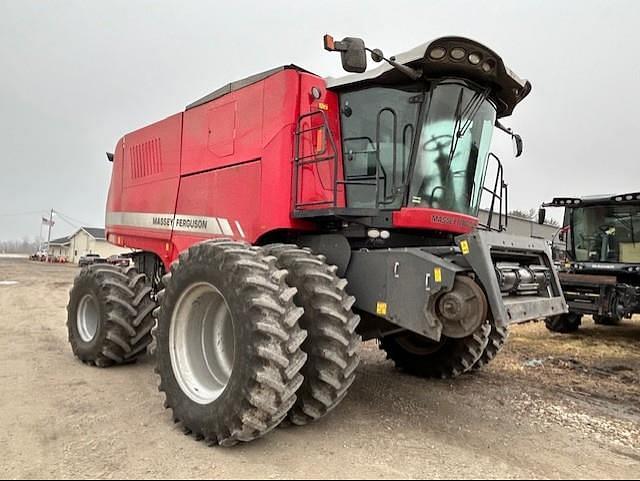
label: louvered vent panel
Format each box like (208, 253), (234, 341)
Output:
(130, 138), (162, 179)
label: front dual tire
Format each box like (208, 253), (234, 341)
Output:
(154, 240), (308, 446)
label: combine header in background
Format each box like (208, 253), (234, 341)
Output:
(540, 193), (640, 332)
(66, 34), (566, 446)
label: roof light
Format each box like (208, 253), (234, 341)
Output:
(429, 47), (447, 60)
(626, 195), (634, 201)
(450, 47), (466, 60)
(468, 52), (482, 65)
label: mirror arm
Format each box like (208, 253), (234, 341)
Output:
(495, 120), (513, 136)
(365, 48), (422, 81)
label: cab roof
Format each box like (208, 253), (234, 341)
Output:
(545, 193), (640, 208)
(326, 36), (531, 118)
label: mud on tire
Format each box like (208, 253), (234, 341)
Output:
(473, 321), (508, 370)
(154, 239), (307, 446)
(67, 264), (156, 367)
(380, 321), (491, 379)
(263, 244), (361, 426)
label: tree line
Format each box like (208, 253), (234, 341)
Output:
(509, 208), (560, 227)
(0, 237), (41, 254)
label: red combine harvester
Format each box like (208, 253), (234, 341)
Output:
(67, 35), (566, 446)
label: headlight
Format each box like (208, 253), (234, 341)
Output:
(367, 229), (381, 239)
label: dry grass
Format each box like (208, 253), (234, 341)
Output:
(494, 317), (640, 417)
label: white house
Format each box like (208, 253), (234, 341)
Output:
(48, 227), (128, 264)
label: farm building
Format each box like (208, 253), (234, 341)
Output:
(48, 227), (128, 263)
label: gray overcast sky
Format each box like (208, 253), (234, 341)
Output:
(1, 0), (639, 241)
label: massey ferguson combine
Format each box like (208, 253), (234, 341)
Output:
(540, 193), (640, 332)
(67, 34), (566, 446)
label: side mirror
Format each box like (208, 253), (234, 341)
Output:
(538, 208), (547, 225)
(513, 134), (523, 158)
(324, 34), (367, 73)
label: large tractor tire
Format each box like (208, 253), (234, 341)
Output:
(473, 321), (508, 370)
(593, 315), (622, 326)
(154, 239), (307, 446)
(67, 264), (156, 367)
(263, 244), (361, 426)
(380, 322), (491, 379)
(545, 312), (582, 333)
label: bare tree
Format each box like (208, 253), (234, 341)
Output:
(509, 208), (559, 227)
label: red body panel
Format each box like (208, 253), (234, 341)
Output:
(107, 70), (323, 267)
(106, 68), (480, 268)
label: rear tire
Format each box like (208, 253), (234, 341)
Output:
(67, 264), (156, 367)
(545, 312), (582, 333)
(154, 239), (307, 446)
(263, 244), (361, 426)
(380, 322), (491, 379)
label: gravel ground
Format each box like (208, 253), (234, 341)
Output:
(0, 258), (638, 479)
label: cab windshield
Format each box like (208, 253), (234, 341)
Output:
(571, 205), (640, 263)
(340, 79), (496, 215)
(409, 81), (496, 215)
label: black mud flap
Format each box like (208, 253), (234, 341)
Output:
(345, 247), (466, 341)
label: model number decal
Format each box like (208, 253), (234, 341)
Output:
(431, 214), (476, 230)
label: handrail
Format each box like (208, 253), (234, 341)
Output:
(293, 110), (339, 210)
(479, 152), (508, 232)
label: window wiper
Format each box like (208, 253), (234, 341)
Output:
(458, 87), (491, 138)
(445, 87), (491, 170)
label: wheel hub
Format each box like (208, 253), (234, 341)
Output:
(77, 294), (99, 342)
(434, 276), (488, 339)
(169, 282), (236, 405)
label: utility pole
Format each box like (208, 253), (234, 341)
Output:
(46, 208), (54, 261)
(38, 219), (44, 252)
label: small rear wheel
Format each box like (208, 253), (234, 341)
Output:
(545, 312), (582, 333)
(67, 264), (156, 367)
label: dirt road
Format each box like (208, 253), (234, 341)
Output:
(0, 258), (638, 479)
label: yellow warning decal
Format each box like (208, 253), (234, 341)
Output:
(318, 102), (329, 111)
(434, 267), (442, 283)
(376, 302), (388, 316)
(460, 240), (470, 255)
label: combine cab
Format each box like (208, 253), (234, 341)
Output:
(66, 35), (566, 446)
(540, 194), (640, 332)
